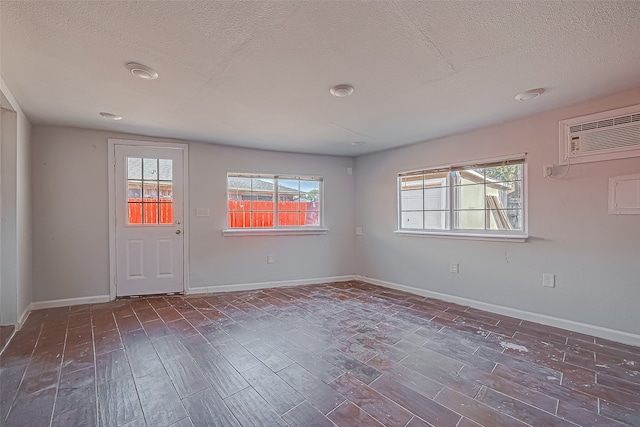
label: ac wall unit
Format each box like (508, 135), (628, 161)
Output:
(559, 104), (640, 165)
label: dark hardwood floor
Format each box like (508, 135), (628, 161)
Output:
(0, 325), (15, 354)
(1, 281), (638, 426)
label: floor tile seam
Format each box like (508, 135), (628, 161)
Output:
(48, 321), (72, 426)
(113, 309), (149, 427)
(474, 384), (564, 419)
(436, 386), (538, 427)
(3, 322), (45, 423)
(85, 310), (100, 426)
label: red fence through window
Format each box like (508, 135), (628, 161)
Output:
(228, 200), (319, 228)
(128, 198), (173, 224)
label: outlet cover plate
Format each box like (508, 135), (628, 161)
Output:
(543, 273), (555, 287)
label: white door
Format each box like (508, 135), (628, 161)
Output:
(114, 145), (185, 296)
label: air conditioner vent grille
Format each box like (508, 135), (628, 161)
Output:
(580, 123), (640, 152)
(570, 113), (640, 134)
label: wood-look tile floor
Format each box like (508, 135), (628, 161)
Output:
(1, 281), (639, 427)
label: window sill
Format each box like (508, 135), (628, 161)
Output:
(222, 228), (329, 237)
(394, 230), (528, 242)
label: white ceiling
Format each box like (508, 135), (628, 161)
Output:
(2, 1), (640, 156)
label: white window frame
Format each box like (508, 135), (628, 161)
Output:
(222, 172), (327, 236)
(395, 154), (528, 242)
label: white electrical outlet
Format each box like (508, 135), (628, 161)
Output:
(267, 255), (274, 264)
(543, 165), (554, 178)
(542, 273), (555, 288)
(450, 263), (459, 274)
(355, 227), (363, 236)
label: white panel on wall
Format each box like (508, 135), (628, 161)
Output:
(609, 173), (640, 214)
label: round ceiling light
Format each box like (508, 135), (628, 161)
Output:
(330, 84), (354, 98)
(515, 88), (545, 102)
(99, 112), (123, 120)
(126, 62), (159, 80)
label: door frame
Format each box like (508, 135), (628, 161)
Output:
(107, 139), (190, 300)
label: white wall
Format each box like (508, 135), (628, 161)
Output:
(31, 126), (355, 302)
(355, 88), (640, 335)
(0, 78), (32, 325)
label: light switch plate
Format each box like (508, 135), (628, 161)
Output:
(195, 208), (210, 217)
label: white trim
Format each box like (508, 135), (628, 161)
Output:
(16, 303), (32, 331)
(355, 275), (640, 347)
(108, 139), (190, 298)
(31, 295), (111, 311)
(222, 228), (329, 237)
(188, 275), (356, 294)
(394, 230), (528, 242)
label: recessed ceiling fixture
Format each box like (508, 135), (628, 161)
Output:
(515, 88), (545, 102)
(99, 112), (122, 120)
(330, 84), (354, 98)
(350, 141), (365, 147)
(126, 62), (159, 80)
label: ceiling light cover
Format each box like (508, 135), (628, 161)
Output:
(350, 141), (365, 147)
(330, 84), (354, 98)
(126, 62), (159, 80)
(99, 112), (122, 120)
(515, 88), (545, 102)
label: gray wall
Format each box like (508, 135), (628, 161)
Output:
(355, 88), (640, 335)
(31, 126), (356, 302)
(0, 80), (32, 325)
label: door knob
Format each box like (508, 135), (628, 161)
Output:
(175, 230), (181, 234)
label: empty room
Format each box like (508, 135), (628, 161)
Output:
(1, 1), (640, 426)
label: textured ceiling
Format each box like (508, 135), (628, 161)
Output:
(1, 1), (640, 156)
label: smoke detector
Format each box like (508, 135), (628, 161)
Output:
(126, 62), (159, 80)
(99, 112), (122, 120)
(330, 84), (354, 98)
(515, 88), (545, 102)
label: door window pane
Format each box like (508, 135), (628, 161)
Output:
(159, 159), (172, 180)
(128, 158), (142, 179)
(143, 183), (159, 199)
(127, 181), (142, 199)
(127, 157), (174, 225)
(159, 203), (173, 224)
(159, 182), (173, 202)
(128, 202), (142, 224)
(143, 158), (158, 180)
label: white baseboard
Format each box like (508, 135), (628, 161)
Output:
(16, 303), (32, 330)
(356, 275), (640, 347)
(189, 275), (357, 295)
(31, 295), (111, 311)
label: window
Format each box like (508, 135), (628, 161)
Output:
(227, 173), (322, 230)
(127, 157), (173, 224)
(398, 156), (526, 239)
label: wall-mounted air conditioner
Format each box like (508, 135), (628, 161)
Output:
(559, 104), (640, 165)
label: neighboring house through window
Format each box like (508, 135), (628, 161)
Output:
(227, 173), (322, 228)
(398, 156), (526, 238)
